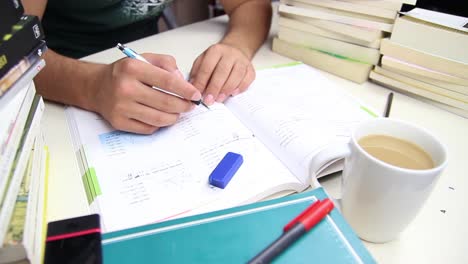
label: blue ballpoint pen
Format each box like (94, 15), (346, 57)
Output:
(116, 43), (209, 109)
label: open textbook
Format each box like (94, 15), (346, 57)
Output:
(66, 63), (376, 232)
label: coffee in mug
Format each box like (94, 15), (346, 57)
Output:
(358, 134), (434, 170)
(308, 118), (447, 243)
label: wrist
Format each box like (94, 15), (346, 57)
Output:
(220, 38), (255, 60)
(81, 63), (107, 113)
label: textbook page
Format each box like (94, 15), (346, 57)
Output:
(66, 104), (303, 232)
(226, 64), (375, 185)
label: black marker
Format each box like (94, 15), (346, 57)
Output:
(384, 92), (393, 118)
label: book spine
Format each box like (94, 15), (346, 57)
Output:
(278, 26), (380, 65)
(0, 85), (36, 205)
(0, 59), (46, 111)
(2, 148), (34, 247)
(0, 88), (28, 156)
(0, 137), (43, 263)
(0, 0), (24, 36)
(279, 4), (394, 32)
(0, 96), (44, 244)
(0, 15), (45, 78)
(380, 38), (468, 80)
(22, 137), (43, 253)
(0, 95), (42, 208)
(283, 0), (398, 20)
(272, 37), (371, 84)
(35, 143), (49, 264)
(0, 126), (41, 264)
(0, 41), (47, 96)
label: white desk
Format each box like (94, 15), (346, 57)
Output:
(41, 11), (468, 264)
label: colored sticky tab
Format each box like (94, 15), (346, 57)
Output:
(209, 152), (243, 189)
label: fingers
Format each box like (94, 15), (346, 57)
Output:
(98, 57), (200, 134)
(216, 62), (247, 101)
(104, 100), (180, 134)
(189, 55), (203, 88)
(204, 56), (235, 103)
(132, 81), (194, 114)
(127, 102), (180, 128)
(189, 44), (256, 105)
(141, 53), (178, 72)
(113, 118), (159, 135)
(141, 53), (185, 78)
(118, 58), (202, 102)
(99, 48), (257, 135)
(233, 64), (255, 96)
(190, 47), (223, 99)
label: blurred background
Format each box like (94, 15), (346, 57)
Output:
(401, 0), (467, 16)
(159, 0), (467, 32)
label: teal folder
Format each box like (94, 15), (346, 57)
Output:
(102, 187), (376, 263)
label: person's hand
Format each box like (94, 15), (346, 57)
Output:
(89, 53), (202, 134)
(189, 43), (255, 105)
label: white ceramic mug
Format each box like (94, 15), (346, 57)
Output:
(311, 118), (447, 243)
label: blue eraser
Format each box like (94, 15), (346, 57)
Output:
(209, 152), (243, 189)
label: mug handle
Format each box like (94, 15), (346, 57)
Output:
(309, 143), (352, 190)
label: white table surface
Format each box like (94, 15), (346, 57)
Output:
(41, 7), (468, 264)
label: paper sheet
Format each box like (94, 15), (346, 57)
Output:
(67, 63), (374, 232)
(226, 64), (374, 184)
(67, 104), (301, 232)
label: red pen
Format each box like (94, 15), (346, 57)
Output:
(283, 199), (322, 232)
(248, 198), (334, 264)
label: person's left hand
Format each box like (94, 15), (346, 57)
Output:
(189, 43), (256, 105)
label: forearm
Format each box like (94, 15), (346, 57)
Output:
(23, 0), (104, 112)
(220, 0), (272, 59)
(34, 49), (105, 112)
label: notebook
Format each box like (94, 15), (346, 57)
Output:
(65, 63), (376, 233)
(102, 187), (376, 263)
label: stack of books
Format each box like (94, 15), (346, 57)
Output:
(0, 1), (49, 263)
(370, 8), (468, 118)
(272, 0), (416, 83)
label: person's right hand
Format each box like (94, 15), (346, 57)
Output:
(88, 53), (202, 134)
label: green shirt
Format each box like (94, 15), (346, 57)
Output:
(42, 0), (173, 58)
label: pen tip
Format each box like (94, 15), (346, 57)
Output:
(201, 101), (210, 110)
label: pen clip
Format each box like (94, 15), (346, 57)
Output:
(301, 198), (334, 231)
(283, 200), (322, 232)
